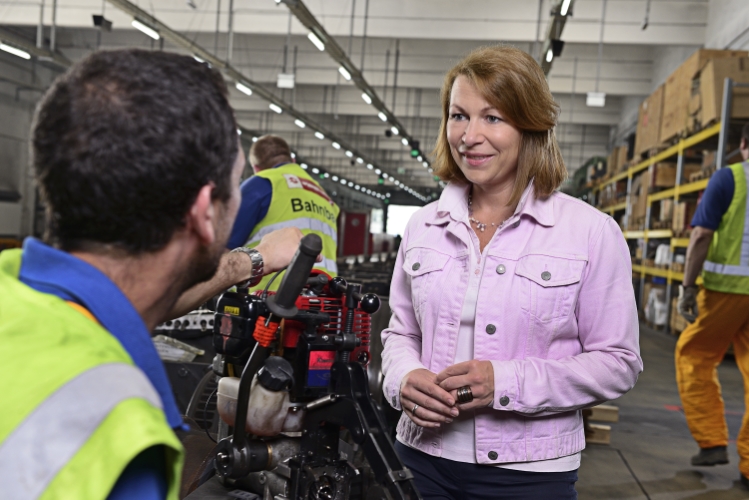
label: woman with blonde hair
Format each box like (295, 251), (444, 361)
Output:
(381, 45), (642, 499)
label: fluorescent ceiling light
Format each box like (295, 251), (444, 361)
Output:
(338, 66), (352, 81)
(417, 155), (423, 162)
(546, 49), (553, 63)
(237, 128), (242, 135)
(332, 175), (339, 181)
(132, 19), (160, 40)
(375, 168), (381, 174)
(340, 179), (347, 185)
(294, 119), (306, 128)
(355, 185), (360, 190)
(423, 161), (429, 168)
(391, 126), (399, 136)
(378, 112), (388, 122)
(300, 163), (308, 169)
(315, 131), (325, 140)
(428, 167), (434, 173)
(357, 157), (364, 164)
(332, 142), (341, 149)
(269, 103), (283, 114)
(560, 0), (572, 16)
(586, 92), (606, 107)
(235, 82), (253, 96)
(367, 164), (373, 170)
(324, 172), (330, 178)
(290, 152), (296, 158)
(386, 193), (391, 198)
(307, 32), (325, 51)
(361, 93), (372, 104)
(252, 137), (258, 142)
(312, 167), (320, 174)
(401, 138), (409, 146)
(193, 55), (205, 63)
(348, 181), (354, 187)
(345, 150), (354, 158)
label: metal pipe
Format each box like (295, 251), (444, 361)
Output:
(37, 0), (45, 49)
(392, 39), (399, 112)
(347, 0), (356, 57)
(360, 0), (369, 71)
(595, 0), (607, 92)
(227, 0), (234, 62)
(50, 0), (57, 52)
(214, 0), (221, 55)
(717, 77), (733, 169)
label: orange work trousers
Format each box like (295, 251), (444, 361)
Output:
(675, 287), (749, 476)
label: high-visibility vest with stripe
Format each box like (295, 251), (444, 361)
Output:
(247, 163), (340, 291)
(0, 249), (184, 500)
(703, 161), (749, 294)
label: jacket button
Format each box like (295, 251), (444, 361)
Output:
(486, 324), (496, 334)
(412, 263), (421, 271)
(541, 271), (551, 281)
(488, 451), (498, 460)
(496, 264), (506, 275)
(500, 396), (510, 406)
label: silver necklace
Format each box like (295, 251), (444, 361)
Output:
(468, 193), (502, 232)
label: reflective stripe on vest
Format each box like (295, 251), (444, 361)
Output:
(703, 162), (749, 293)
(0, 363), (162, 499)
(246, 216), (338, 247)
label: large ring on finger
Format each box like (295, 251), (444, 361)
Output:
(412, 404), (420, 416)
(456, 385), (474, 404)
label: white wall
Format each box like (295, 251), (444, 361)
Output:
(705, 0), (749, 50)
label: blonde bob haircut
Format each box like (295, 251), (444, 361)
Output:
(433, 45), (567, 207)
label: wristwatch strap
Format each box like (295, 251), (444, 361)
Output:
(230, 247), (264, 288)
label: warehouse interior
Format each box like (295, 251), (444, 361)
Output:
(3, 0), (749, 499)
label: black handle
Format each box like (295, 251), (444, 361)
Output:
(267, 234), (322, 318)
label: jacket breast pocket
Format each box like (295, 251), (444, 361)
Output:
(403, 247), (450, 314)
(515, 255), (586, 323)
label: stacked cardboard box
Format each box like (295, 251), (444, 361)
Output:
(628, 172), (651, 229)
(660, 49), (747, 143)
(689, 57), (749, 130)
(673, 200), (698, 234)
(649, 162), (702, 188)
(635, 86), (665, 157)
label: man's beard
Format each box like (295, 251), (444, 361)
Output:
(182, 238), (224, 291)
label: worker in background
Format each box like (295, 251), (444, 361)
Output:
(227, 135), (340, 290)
(0, 49), (304, 499)
(676, 122), (749, 487)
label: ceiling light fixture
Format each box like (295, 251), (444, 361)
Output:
(401, 138), (409, 146)
(332, 142), (341, 150)
(235, 82), (253, 96)
(366, 164), (373, 170)
(132, 19), (160, 40)
(294, 119), (306, 128)
(546, 48), (554, 63)
(345, 150), (354, 158)
(390, 126), (399, 136)
(357, 157), (364, 164)
(314, 131), (325, 140)
(312, 167), (320, 174)
(361, 93), (372, 104)
(338, 66), (352, 81)
(269, 103), (283, 114)
(307, 32), (325, 51)
(378, 112), (388, 122)
(560, 0), (573, 16)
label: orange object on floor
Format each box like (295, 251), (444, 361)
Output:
(675, 287), (749, 476)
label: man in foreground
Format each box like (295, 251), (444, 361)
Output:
(0, 49), (303, 499)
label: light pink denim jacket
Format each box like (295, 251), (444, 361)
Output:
(381, 181), (643, 465)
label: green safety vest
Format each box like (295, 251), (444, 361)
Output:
(703, 162), (749, 294)
(247, 163), (340, 291)
(0, 249), (183, 500)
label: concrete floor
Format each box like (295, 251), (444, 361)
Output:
(578, 322), (748, 500)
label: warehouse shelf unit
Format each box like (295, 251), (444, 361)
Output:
(591, 78), (749, 333)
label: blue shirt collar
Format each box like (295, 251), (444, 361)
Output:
(18, 238), (186, 430)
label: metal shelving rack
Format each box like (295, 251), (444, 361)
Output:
(592, 78), (749, 331)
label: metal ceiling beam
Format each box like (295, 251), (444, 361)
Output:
(277, 0), (435, 171)
(105, 0), (427, 203)
(0, 28), (71, 68)
(540, 0), (576, 76)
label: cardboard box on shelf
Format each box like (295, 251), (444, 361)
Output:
(673, 200), (698, 233)
(631, 172), (651, 220)
(649, 162), (702, 188)
(607, 150), (618, 176)
(693, 57), (749, 127)
(616, 146), (629, 172)
(660, 49), (748, 143)
(660, 199), (674, 221)
(635, 85), (665, 157)
(703, 150), (717, 168)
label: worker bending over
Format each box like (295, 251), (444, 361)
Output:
(676, 123), (749, 487)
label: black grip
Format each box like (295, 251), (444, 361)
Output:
(267, 233), (322, 318)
